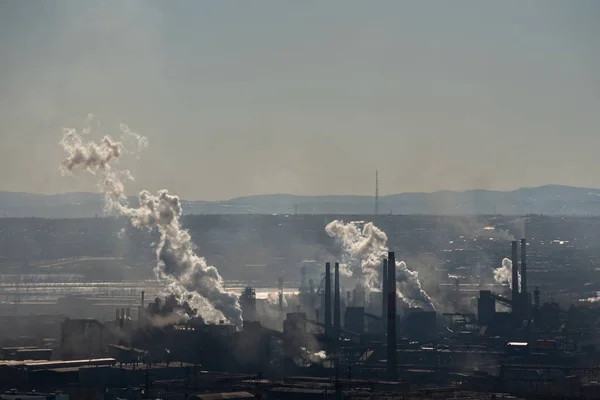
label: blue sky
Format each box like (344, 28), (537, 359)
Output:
(0, 1), (598, 200)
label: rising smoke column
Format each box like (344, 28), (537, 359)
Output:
(59, 122), (242, 325)
(325, 220), (387, 288)
(493, 257), (520, 290)
(325, 220), (434, 311)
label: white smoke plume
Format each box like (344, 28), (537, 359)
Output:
(266, 291), (287, 308)
(326, 220), (434, 311)
(298, 347), (329, 365)
(313, 350), (327, 360)
(579, 297), (600, 303)
(150, 311), (187, 328)
(493, 257), (520, 289)
(325, 220), (387, 288)
(59, 121), (242, 325)
(59, 129), (122, 173)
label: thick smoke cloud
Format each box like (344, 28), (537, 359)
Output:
(326, 220), (434, 311)
(325, 220), (387, 288)
(60, 131), (121, 172)
(59, 121), (242, 325)
(493, 257), (520, 290)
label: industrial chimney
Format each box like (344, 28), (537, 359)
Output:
(520, 238), (528, 296)
(324, 262), (332, 338)
(334, 262), (341, 340)
(140, 291), (145, 321)
(382, 259), (388, 333)
(387, 252), (397, 381)
(511, 241), (519, 315)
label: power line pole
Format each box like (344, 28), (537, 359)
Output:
(375, 170), (379, 215)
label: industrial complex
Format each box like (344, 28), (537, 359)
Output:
(1, 226), (600, 399)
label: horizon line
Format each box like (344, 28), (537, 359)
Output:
(0, 183), (597, 203)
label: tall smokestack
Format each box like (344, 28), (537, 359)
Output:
(334, 262), (341, 339)
(278, 277), (284, 312)
(140, 291), (145, 321)
(382, 259), (388, 332)
(324, 262), (332, 338)
(520, 238), (528, 295)
(521, 238), (529, 318)
(387, 252), (397, 381)
(511, 240), (519, 315)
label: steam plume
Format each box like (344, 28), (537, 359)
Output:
(493, 258), (520, 289)
(266, 291), (287, 308)
(325, 220), (387, 288)
(579, 297), (600, 303)
(150, 311), (188, 328)
(326, 220), (434, 311)
(59, 121), (242, 325)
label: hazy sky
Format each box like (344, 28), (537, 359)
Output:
(1, 1), (599, 200)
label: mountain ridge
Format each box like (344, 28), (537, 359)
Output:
(1, 184), (600, 217)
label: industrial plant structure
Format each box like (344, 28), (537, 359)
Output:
(1, 237), (600, 399)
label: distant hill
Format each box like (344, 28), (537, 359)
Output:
(1, 185), (600, 217)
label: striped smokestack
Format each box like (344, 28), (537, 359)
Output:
(387, 252), (397, 381)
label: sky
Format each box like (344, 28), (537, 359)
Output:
(0, 0), (599, 201)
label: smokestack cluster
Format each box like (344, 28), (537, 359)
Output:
(387, 251), (397, 381)
(325, 220), (434, 311)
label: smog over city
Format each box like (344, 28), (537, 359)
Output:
(0, 1), (599, 399)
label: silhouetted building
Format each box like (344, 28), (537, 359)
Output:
(344, 307), (365, 335)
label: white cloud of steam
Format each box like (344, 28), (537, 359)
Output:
(579, 297), (600, 303)
(299, 347), (328, 365)
(150, 311), (187, 328)
(59, 120), (242, 325)
(395, 260), (434, 311)
(59, 130), (122, 173)
(493, 257), (520, 289)
(325, 220), (387, 288)
(266, 291), (287, 308)
(119, 124), (149, 156)
(326, 220), (434, 311)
